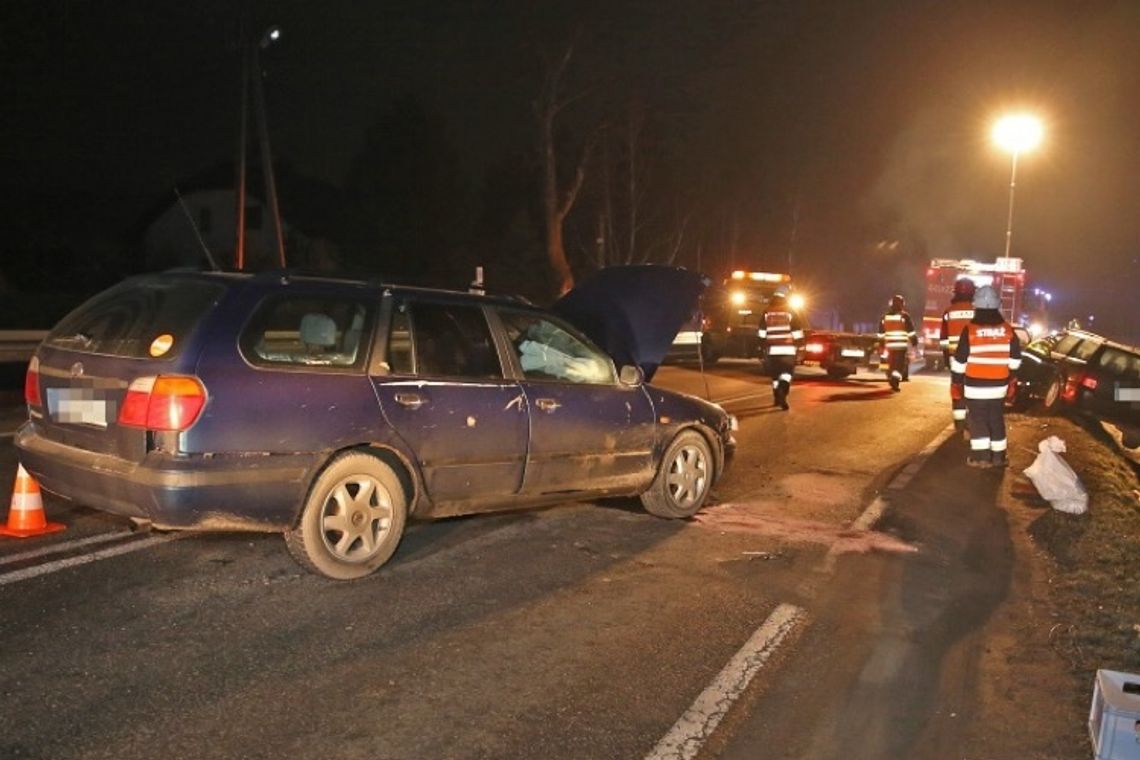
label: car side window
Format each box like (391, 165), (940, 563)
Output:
(395, 300), (502, 380)
(242, 296), (371, 370)
(498, 310), (616, 385)
(1071, 339), (1101, 363)
(1052, 334), (1081, 356)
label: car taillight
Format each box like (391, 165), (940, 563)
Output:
(805, 342), (825, 355)
(24, 356), (41, 407)
(118, 375), (208, 431)
(1080, 375), (1098, 391)
(1062, 376), (1081, 402)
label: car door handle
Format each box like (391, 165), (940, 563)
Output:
(394, 392), (426, 409)
(535, 398), (561, 412)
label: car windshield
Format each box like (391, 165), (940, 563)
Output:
(44, 276), (225, 359)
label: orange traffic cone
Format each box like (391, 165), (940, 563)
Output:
(0, 464), (65, 538)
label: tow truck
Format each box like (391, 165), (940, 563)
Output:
(668, 269), (875, 378)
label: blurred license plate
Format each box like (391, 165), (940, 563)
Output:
(841, 349), (865, 358)
(47, 388), (109, 428)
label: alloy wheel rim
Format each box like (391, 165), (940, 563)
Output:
(666, 445), (708, 508)
(319, 475), (394, 562)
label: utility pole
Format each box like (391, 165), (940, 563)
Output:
(234, 22), (285, 270)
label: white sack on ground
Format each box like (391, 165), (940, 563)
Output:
(1023, 436), (1088, 515)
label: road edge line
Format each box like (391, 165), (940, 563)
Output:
(644, 603), (806, 760)
(850, 422), (955, 533)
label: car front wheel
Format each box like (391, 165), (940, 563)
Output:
(286, 451), (407, 580)
(641, 430), (714, 519)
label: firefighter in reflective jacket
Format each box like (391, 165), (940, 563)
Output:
(951, 285), (1022, 468)
(759, 289), (804, 410)
(878, 294), (917, 392)
(939, 278), (976, 433)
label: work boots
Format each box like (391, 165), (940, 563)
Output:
(889, 374), (901, 392)
(991, 451), (1008, 468)
(966, 452), (992, 468)
(774, 385), (790, 411)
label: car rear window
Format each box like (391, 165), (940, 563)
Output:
(1095, 347), (1140, 381)
(44, 276), (225, 359)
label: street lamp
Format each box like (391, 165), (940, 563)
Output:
(992, 113), (1044, 260)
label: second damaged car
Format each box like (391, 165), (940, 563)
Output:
(17, 265), (735, 579)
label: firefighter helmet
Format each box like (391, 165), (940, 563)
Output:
(952, 278), (976, 301)
(889, 294), (905, 311)
(771, 286), (788, 302)
(973, 285), (1000, 310)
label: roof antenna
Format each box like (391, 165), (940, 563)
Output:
(174, 186), (221, 271)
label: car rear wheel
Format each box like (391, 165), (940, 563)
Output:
(641, 430), (714, 519)
(1042, 375), (1063, 411)
(285, 451), (407, 580)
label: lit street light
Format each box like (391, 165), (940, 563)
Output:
(992, 113), (1044, 260)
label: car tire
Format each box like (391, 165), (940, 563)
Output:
(1042, 375), (1063, 412)
(640, 430), (714, 519)
(285, 451), (408, 580)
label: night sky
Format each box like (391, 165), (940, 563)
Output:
(2, 1), (1138, 339)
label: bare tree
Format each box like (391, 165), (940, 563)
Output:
(535, 40), (595, 295)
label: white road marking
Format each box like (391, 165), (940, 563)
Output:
(0, 530), (137, 566)
(0, 533), (185, 587)
(823, 422), (956, 572)
(711, 391), (769, 406)
(645, 603), (805, 760)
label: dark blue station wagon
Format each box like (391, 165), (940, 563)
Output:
(17, 267), (735, 579)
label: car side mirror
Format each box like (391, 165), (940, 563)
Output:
(619, 365), (644, 387)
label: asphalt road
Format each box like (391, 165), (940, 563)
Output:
(0, 361), (1011, 759)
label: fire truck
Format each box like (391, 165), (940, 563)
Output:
(921, 257), (1028, 370)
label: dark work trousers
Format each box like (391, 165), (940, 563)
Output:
(885, 348), (908, 387)
(965, 397), (1007, 463)
(765, 355), (796, 408)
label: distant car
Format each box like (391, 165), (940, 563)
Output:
(1011, 329), (1140, 425)
(16, 266), (735, 580)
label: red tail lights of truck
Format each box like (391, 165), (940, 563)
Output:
(24, 356), (41, 407)
(118, 375), (208, 431)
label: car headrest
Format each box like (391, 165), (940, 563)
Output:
(299, 313), (337, 348)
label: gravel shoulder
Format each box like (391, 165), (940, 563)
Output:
(963, 410), (1140, 758)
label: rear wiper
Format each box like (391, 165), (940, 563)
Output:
(54, 332), (94, 348)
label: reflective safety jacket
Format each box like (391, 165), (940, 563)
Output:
(759, 308), (804, 356)
(939, 299), (975, 355)
(878, 311), (917, 351)
(950, 319), (1023, 399)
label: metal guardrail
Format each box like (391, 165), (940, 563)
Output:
(0, 330), (48, 364)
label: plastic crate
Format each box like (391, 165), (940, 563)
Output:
(1090, 669), (1140, 759)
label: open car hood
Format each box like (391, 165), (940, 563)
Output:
(552, 265), (709, 382)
